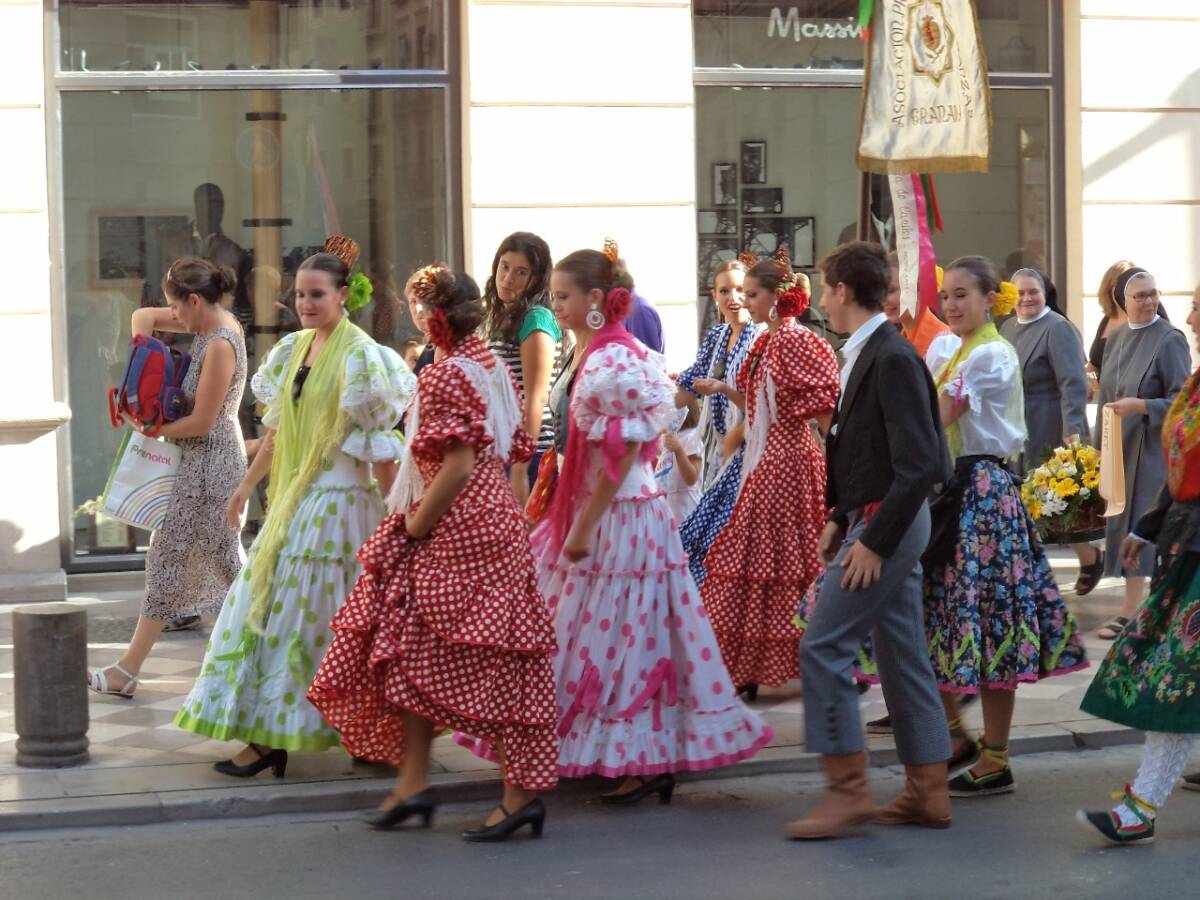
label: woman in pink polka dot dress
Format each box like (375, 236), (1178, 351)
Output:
(701, 253), (840, 697)
(308, 268), (558, 843)
(456, 243), (773, 804)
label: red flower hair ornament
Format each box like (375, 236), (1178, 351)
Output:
(427, 307), (455, 350)
(603, 286), (632, 323)
(776, 283), (810, 318)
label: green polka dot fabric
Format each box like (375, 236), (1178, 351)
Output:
(174, 459), (389, 753)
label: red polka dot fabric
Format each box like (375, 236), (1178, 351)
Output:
(701, 320), (840, 688)
(307, 336), (558, 792)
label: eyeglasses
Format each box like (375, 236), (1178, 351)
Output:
(1129, 289), (1160, 303)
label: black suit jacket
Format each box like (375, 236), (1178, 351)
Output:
(826, 322), (952, 557)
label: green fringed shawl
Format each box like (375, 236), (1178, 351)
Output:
(248, 316), (365, 629)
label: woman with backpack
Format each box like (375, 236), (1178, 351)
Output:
(88, 257), (248, 698)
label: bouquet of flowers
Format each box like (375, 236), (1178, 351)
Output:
(1019, 439), (1104, 542)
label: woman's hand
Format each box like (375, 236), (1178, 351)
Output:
(1120, 534), (1149, 572)
(1107, 397), (1146, 418)
(662, 433), (683, 454)
(691, 378), (726, 397)
(225, 486), (250, 529)
(563, 521), (593, 562)
(404, 513), (431, 540)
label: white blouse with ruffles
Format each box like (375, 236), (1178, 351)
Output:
(926, 332), (1027, 460)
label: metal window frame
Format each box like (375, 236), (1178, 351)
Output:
(46, 3), (463, 573)
(691, 2), (1064, 294)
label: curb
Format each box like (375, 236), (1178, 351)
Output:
(0, 725), (1143, 833)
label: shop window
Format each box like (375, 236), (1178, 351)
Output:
(694, 0), (1049, 74)
(62, 88), (448, 558)
(695, 85), (861, 333)
(58, 0), (445, 72)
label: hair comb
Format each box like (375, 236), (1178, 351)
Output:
(602, 238), (620, 264)
(323, 235), (361, 271)
(736, 251), (760, 268)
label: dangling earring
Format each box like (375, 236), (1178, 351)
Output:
(586, 303), (606, 330)
(768, 304), (778, 322)
(341, 302), (349, 318)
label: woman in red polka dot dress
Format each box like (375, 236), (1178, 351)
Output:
(701, 251), (841, 698)
(457, 242), (772, 805)
(307, 267), (558, 844)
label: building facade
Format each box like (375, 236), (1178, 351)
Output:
(0, 0), (1191, 595)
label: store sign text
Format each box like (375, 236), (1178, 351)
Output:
(767, 10), (863, 42)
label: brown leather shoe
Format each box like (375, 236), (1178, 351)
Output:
(784, 751), (874, 840)
(873, 762), (952, 828)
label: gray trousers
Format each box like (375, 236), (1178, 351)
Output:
(799, 504), (951, 764)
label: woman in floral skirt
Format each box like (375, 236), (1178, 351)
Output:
(676, 255), (764, 586)
(924, 256), (1087, 797)
(309, 267), (559, 843)
(700, 251), (841, 698)
(1076, 290), (1200, 845)
(175, 237), (415, 777)
(459, 241), (772, 803)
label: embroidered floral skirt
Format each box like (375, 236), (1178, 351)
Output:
(923, 459), (1088, 693)
(1081, 549), (1200, 733)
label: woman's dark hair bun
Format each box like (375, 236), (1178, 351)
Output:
(162, 256), (234, 305)
(412, 263), (484, 342)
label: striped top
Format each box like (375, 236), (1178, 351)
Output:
(488, 305), (562, 451)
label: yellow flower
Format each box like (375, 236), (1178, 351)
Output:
(992, 281), (1019, 317)
(1027, 498), (1042, 519)
(1054, 478), (1079, 498)
(1082, 472), (1099, 490)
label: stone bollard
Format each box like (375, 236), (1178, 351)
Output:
(13, 602), (89, 768)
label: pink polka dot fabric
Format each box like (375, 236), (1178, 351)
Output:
(701, 320), (840, 688)
(458, 342), (773, 778)
(307, 337), (558, 792)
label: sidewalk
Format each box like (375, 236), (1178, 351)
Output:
(0, 551), (1136, 831)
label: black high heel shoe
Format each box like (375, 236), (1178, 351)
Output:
(462, 797), (546, 843)
(213, 744), (287, 779)
(600, 773), (675, 806)
(363, 788), (438, 831)
(737, 683), (759, 702)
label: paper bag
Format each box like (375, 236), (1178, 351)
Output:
(1099, 406), (1126, 518)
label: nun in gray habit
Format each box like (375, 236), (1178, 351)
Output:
(1000, 269), (1099, 592)
(1096, 267), (1191, 637)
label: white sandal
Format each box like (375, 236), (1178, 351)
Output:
(87, 662), (139, 698)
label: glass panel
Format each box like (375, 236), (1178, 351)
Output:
(62, 87), (448, 558)
(694, 0), (1049, 74)
(58, 0), (445, 72)
(694, 85), (861, 335)
(867, 89), (1052, 277)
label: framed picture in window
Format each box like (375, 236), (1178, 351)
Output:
(92, 209), (192, 289)
(742, 216), (816, 268)
(740, 141), (767, 184)
(697, 235), (739, 295)
(697, 208), (738, 236)
(741, 187), (783, 216)
(712, 162), (738, 208)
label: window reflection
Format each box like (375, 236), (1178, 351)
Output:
(59, 0), (445, 72)
(63, 87), (448, 556)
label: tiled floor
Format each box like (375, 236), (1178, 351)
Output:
(0, 550), (1126, 804)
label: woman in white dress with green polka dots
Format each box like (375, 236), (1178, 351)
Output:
(175, 239), (416, 778)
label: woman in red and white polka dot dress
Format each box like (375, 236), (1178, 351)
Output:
(457, 244), (772, 806)
(701, 254), (840, 699)
(307, 267), (558, 844)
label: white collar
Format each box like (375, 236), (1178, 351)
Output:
(1129, 314), (1160, 331)
(1016, 306), (1052, 325)
(842, 312), (889, 358)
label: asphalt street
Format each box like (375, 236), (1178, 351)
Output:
(1, 745), (1193, 900)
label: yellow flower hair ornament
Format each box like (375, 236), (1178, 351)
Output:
(992, 281), (1018, 318)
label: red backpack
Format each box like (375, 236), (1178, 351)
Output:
(107, 334), (192, 435)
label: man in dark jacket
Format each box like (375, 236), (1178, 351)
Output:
(786, 241), (953, 840)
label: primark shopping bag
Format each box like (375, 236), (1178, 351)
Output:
(100, 431), (180, 531)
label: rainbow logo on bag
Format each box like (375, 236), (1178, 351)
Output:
(109, 475), (176, 531)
